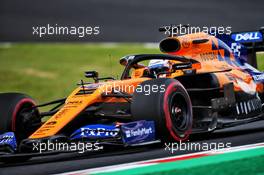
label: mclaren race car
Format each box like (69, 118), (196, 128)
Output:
(1, 26), (264, 160)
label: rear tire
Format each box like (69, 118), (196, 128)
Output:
(0, 93), (41, 142)
(131, 78), (192, 142)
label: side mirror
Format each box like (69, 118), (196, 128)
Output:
(120, 55), (145, 69)
(120, 55), (135, 66)
(85, 71), (99, 82)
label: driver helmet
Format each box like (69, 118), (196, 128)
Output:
(148, 59), (170, 72)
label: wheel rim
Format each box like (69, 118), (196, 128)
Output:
(169, 93), (189, 135)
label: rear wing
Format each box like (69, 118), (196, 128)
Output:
(230, 28), (264, 68)
(219, 28), (264, 68)
(217, 28), (264, 82)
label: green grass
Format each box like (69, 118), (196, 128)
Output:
(0, 43), (159, 104)
(257, 53), (264, 71)
(0, 43), (263, 104)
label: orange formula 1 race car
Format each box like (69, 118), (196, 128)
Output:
(1, 27), (264, 160)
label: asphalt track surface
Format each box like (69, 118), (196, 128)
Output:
(1, 120), (264, 175)
(1, 0), (264, 42)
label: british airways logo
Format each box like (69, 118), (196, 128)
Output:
(231, 32), (263, 43)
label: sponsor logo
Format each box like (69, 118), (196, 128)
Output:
(121, 120), (156, 145)
(252, 74), (264, 81)
(80, 127), (119, 137)
(54, 108), (69, 119)
(45, 121), (57, 125)
(41, 125), (55, 129)
(0, 135), (13, 143)
(0, 132), (17, 150)
(35, 121), (58, 134)
(70, 124), (120, 139)
(182, 38), (191, 48)
(66, 100), (83, 105)
(231, 32), (263, 43)
(200, 52), (217, 61)
(125, 127), (153, 138)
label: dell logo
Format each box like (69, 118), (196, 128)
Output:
(232, 32), (262, 42)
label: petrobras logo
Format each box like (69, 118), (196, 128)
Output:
(125, 127), (153, 138)
(231, 31), (263, 43)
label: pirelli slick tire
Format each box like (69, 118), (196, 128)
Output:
(0, 93), (41, 142)
(131, 78), (192, 142)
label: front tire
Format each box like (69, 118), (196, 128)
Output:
(131, 78), (192, 142)
(0, 93), (41, 142)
